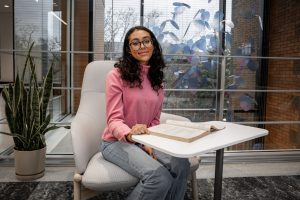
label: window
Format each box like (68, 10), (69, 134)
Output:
(0, 0), (299, 159)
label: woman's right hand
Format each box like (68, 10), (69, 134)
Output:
(126, 124), (149, 142)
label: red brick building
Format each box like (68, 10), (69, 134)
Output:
(265, 0), (300, 149)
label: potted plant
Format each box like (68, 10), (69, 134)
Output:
(0, 42), (58, 180)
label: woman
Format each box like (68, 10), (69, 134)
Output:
(101, 26), (190, 200)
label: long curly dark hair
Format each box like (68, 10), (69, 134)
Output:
(114, 26), (166, 92)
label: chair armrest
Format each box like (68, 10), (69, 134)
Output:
(71, 112), (102, 174)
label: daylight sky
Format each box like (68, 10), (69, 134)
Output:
(105, 0), (232, 42)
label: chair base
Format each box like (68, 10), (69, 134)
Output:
(73, 173), (82, 200)
(73, 170), (199, 200)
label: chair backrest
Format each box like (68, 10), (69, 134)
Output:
(71, 60), (191, 174)
(71, 60), (115, 173)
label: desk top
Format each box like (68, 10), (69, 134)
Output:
(132, 121), (269, 158)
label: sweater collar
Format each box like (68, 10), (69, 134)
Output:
(141, 64), (150, 73)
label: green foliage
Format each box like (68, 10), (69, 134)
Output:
(1, 42), (58, 151)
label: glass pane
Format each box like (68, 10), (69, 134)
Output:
(10, 0), (71, 155)
(144, 0), (220, 121)
(1, 0), (299, 158)
(104, 0), (140, 60)
(221, 0), (266, 150)
(14, 0), (69, 121)
(0, 1), (14, 153)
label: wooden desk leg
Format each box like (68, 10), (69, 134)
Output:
(214, 148), (224, 200)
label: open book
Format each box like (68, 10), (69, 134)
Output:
(148, 120), (225, 143)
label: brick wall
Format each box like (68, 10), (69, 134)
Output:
(265, 0), (300, 149)
(73, 1), (89, 112)
(93, 1), (105, 61)
(73, 1), (105, 113)
(59, 0), (68, 116)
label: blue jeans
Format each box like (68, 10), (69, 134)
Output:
(101, 140), (190, 200)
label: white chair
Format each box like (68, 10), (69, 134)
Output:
(71, 60), (200, 200)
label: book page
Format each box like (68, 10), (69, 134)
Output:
(165, 120), (225, 132)
(148, 124), (209, 142)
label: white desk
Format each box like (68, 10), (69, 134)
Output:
(132, 121), (269, 200)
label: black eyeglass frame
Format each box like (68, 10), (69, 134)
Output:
(129, 39), (153, 50)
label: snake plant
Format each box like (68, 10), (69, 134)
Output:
(1, 42), (58, 151)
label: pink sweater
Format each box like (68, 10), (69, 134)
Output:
(102, 64), (164, 142)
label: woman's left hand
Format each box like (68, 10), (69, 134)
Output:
(143, 145), (156, 160)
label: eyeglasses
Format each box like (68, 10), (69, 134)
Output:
(129, 38), (153, 50)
